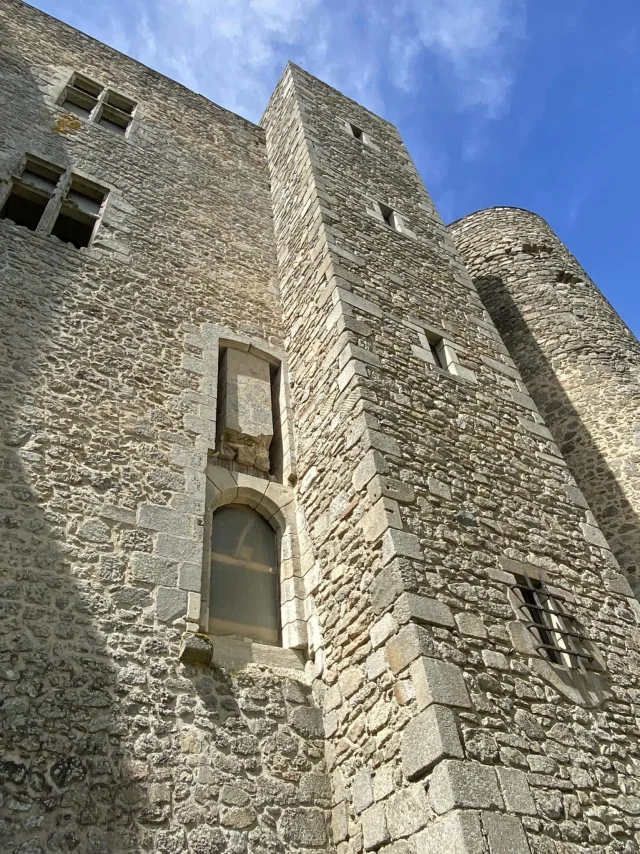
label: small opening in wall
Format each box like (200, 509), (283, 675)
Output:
(61, 74), (102, 118)
(98, 92), (136, 135)
(379, 202), (402, 232)
(0, 157), (63, 231)
(429, 340), (444, 369)
(512, 574), (594, 670)
(97, 105), (130, 135)
(209, 503), (281, 646)
(51, 176), (106, 249)
(105, 90), (136, 115)
(0, 183), (49, 231)
(350, 123), (364, 140)
(556, 271), (582, 285)
(71, 74), (103, 98)
(269, 363), (284, 481)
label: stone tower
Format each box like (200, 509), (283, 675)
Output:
(450, 208), (640, 584)
(2, 2), (640, 854)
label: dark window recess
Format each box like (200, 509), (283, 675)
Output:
(350, 123), (363, 140)
(209, 504), (280, 646)
(51, 178), (106, 249)
(513, 574), (594, 669)
(429, 340), (444, 369)
(0, 158), (63, 231)
(98, 92), (136, 135)
(0, 184), (49, 231)
(62, 74), (102, 118)
(378, 202), (396, 228)
(268, 363), (284, 481)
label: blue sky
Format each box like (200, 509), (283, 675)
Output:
(32, 0), (640, 335)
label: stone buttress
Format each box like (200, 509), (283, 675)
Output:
(264, 66), (640, 854)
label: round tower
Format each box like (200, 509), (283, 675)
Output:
(450, 207), (640, 579)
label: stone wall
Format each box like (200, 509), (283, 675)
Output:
(4, 2), (640, 853)
(0, 2), (330, 851)
(449, 207), (640, 584)
(264, 66), (640, 854)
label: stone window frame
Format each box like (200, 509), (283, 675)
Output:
(366, 199), (417, 239)
(201, 465), (308, 652)
(341, 119), (379, 151)
(168, 325), (321, 672)
(57, 72), (137, 139)
(498, 558), (609, 707)
(0, 153), (111, 250)
(406, 319), (477, 384)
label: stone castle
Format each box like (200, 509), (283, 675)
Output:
(2, 1), (640, 852)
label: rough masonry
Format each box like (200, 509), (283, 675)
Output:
(2, 2), (640, 854)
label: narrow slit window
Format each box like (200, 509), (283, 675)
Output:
(350, 123), (364, 140)
(429, 340), (444, 369)
(512, 574), (594, 670)
(378, 202), (402, 233)
(51, 177), (107, 249)
(209, 504), (280, 646)
(0, 158), (63, 232)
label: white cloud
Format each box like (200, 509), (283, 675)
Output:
(44, 0), (525, 123)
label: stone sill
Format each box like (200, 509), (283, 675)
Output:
(180, 631), (306, 676)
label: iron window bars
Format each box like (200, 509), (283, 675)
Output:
(511, 574), (594, 670)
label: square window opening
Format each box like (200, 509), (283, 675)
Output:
(70, 74), (103, 98)
(97, 104), (130, 135)
(0, 157), (62, 232)
(51, 177), (107, 249)
(105, 90), (136, 115)
(62, 87), (99, 118)
(0, 183), (49, 231)
(512, 574), (594, 670)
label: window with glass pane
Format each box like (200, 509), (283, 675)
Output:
(209, 504), (280, 646)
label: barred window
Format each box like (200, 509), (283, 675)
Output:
(512, 574), (594, 670)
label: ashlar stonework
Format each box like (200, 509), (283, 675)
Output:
(2, 2), (640, 853)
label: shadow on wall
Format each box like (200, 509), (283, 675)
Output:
(0, 18), (148, 854)
(474, 273), (640, 587)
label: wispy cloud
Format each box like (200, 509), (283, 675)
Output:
(41, 0), (526, 123)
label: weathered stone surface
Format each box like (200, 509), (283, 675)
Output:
(385, 782), (430, 840)
(394, 592), (455, 629)
(496, 767), (537, 816)
(401, 706), (464, 780)
(429, 759), (503, 814)
(362, 802), (390, 850)
(278, 808), (327, 846)
(352, 767), (374, 814)
(218, 348), (273, 472)
(4, 6), (640, 854)
(451, 206), (640, 578)
(410, 656), (471, 710)
(482, 812), (532, 854)
(179, 633), (213, 665)
(415, 810), (485, 854)
(385, 624), (435, 675)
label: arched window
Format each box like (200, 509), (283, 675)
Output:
(209, 504), (280, 646)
